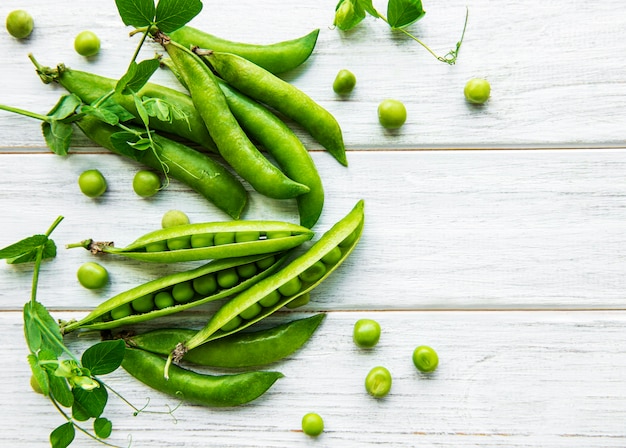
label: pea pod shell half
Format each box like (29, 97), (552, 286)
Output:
(61, 253), (288, 334)
(98, 221), (314, 262)
(122, 347), (283, 407)
(181, 200), (364, 354)
(126, 313), (325, 368)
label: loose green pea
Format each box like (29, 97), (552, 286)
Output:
(378, 99), (407, 129)
(299, 261), (327, 283)
(193, 274), (217, 296)
(321, 246), (342, 264)
(76, 262), (109, 289)
(258, 290), (281, 307)
(236, 231), (261, 243)
(145, 240), (167, 252)
(217, 268), (239, 289)
(365, 366), (392, 398)
(237, 263), (258, 279)
(167, 236), (191, 251)
(74, 30), (101, 57)
(132, 294), (154, 313)
(256, 255), (276, 270)
(302, 412), (324, 437)
(239, 302), (262, 320)
(154, 291), (175, 309)
(133, 170), (161, 197)
(78, 169), (107, 198)
(353, 319), (381, 348)
(285, 292), (310, 309)
(333, 69), (356, 95)
(412, 345), (439, 373)
(172, 281), (195, 303)
(162, 210), (189, 228)
(190, 233), (214, 248)
(111, 303), (132, 321)
(6, 10), (33, 39)
(278, 276), (302, 296)
(214, 232), (235, 245)
(464, 78), (491, 104)
(220, 315), (243, 332)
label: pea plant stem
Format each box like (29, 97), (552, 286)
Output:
(0, 103), (48, 122)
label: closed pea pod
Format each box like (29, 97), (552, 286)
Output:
(169, 200), (365, 368)
(167, 27), (320, 74)
(200, 49), (348, 167)
(60, 252), (288, 334)
(121, 347), (283, 407)
(157, 34), (310, 200)
(67, 220), (314, 263)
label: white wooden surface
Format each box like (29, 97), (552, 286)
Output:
(1, 0), (626, 446)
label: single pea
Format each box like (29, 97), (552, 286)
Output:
(278, 276), (302, 296)
(285, 292), (310, 309)
(259, 290), (282, 307)
(235, 231), (261, 243)
(464, 78), (491, 104)
(239, 302), (262, 320)
(220, 315), (242, 332)
(192, 274), (217, 296)
(110, 303), (133, 321)
(161, 210), (189, 228)
(266, 230), (291, 239)
(412, 345), (439, 373)
(190, 233), (214, 248)
(154, 291), (175, 309)
(256, 255), (276, 270)
(214, 232), (235, 245)
(167, 236), (191, 251)
(333, 69), (357, 95)
(217, 268), (239, 289)
(321, 246), (343, 265)
(339, 230), (358, 248)
(6, 10), (33, 39)
(74, 30), (101, 57)
(365, 366), (392, 398)
(145, 240), (167, 252)
(237, 263), (258, 279)
(378, 99), (407, 129)
(301, 412), (324, 437)
(353, 319), (381, 348)
(76, 262), (109, 289)
(299, 261), (327, 283)
(172, 281), (195, 303)
(78, 169), (107, 198)
(132, 170), (161, 197)
(131, 294), (154, 313)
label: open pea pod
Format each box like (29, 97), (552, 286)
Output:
(170, 200), (364, 365)
(67, 221), (314, 263)
(61, 252), (289, 334)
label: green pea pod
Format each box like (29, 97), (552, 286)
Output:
(167, 27), (319, 74)
(61, 253), (288, 334)
(158, 35), (310, 200)
(30, 55), (218, 153)
(75, 115), (247, 219)
(170, 200), (364, 366)
(122, 347), (283, 407)
(126, 313), (325, 368)
(201, 49), (348, 167)
(68, 220), (313, 263)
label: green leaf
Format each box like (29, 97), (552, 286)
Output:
(50, 422), (75, 448)
(134, 94), (151, 127)
(72, 401), (91, 422)
(28, 354), (50, 396)
(142, 97), (171, 122)
(24, 304), (42, 352)
(82, 340), (125, 376)
(387, 0), (426, 29)
(73, 382), (108, 418)
(42, 120), (73, 156)
(334, 0), (366, 31)
(94, 418), (113, 439)
(155, 0), (203, 33)
(49, 374), (74, 408)
(6, 239), (57, 264)
(102, 102), (136, 123)
(32, 301), (64, 356)
(110, 131), (144, 161)
(116, 62), (138, 95)
(118, 58), (161, 96)
(0, 234), (47, 260)
(358, 0), (380, 18)
(81, 105), (121, 126)
(46, 95), (82, 121)
(129, 137), (152, 151)
(115, 0), (156, 28)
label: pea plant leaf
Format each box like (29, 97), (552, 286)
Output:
(387, 0), (426, 29)
(116, 58), (160, 97)
(46, 95), (83, 122)
(42, 120), (74, 156)
(32, 301), (64, 356)
(0, 234), (48, 263)
(334, 0), (366, 31)
(358, 0), (381, 18)
(110, 131), (145, 161)
(115, 0), (156, 28)
(28, 353), (51, 396)
(49, 374), (74, 408)
(5, 239), (56, 264)
(94, 418), (113, 439)
(50, 422), (75, 448)
(72, 383), (108, 419)
(155, 0), (203, 33)
(81, 340), (126, 376)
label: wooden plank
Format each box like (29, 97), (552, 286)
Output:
(1, 149), (626, 311)
(2, 310), (625, 447)
(1, 0), (626, 150)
